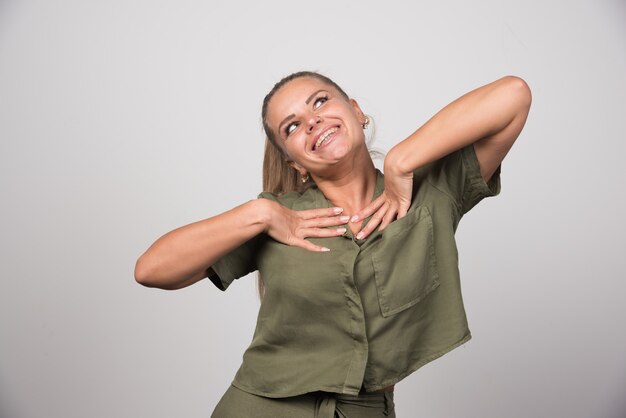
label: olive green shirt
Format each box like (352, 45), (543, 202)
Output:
(209, 143), (502, 398)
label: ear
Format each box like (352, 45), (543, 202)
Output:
(349, 98), (367, 125)
(288, 160), (306, 175)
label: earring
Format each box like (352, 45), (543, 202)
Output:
(301, 172), (309, 183)
(362, 116), (370, 130)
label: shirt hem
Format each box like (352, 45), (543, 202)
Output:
(362, 332), (473, 392)
(229, 332), (472, 398)
(230, 379), (362, 399)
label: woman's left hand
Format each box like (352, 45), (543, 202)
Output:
(352, 164), (414, 240)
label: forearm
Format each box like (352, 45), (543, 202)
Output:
(385, 76), (529, 174)
(134, 199), (268, 289)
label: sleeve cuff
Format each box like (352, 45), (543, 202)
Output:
(208, 258), (237, 292)
(459, 143), (502, 214)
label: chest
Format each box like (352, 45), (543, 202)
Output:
(256, 204), (446, 318)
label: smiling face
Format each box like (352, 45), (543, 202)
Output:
(264, 76), (368, 178)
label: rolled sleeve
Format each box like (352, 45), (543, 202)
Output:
(425, 143), (502, 216)
(459, 143), (501, 214)
(208, 229), (263, 292)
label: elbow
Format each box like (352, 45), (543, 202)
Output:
(503, 75), (532, 109)
(134, 255), (158, 288)
(134, 255), (183, 290)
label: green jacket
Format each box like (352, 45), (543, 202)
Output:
(209, 143), (502, 398)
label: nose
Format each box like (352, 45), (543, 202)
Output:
(307, 115), (322, 133)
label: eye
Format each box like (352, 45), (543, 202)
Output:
(313, 95), (328, 109)
(285, 122), (298, 136)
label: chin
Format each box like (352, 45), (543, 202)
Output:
(324, 142), (352, 160)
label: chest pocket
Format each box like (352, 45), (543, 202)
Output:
(371, 205), (440, 317)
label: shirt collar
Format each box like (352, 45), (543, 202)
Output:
(293, 168), (385, 210)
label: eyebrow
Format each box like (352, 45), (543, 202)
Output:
(278, 89), (329, 135)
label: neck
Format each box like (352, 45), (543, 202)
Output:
(312, 157), (378, 216)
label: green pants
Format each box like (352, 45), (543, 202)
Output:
(211, 384), (396, 418)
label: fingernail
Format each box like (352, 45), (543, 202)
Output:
(337, 227), (347, 234)
(339, 215), (350, 222)
(333, 207), (344, 214)
(321, 247), (331, 252)
(356, 232), (364, 239)
(350, 215), (359, 222)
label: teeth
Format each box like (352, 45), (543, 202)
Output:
(314, 127), (338, 150)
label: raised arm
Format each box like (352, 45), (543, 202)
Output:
(351, 76), (531, 239)
(134, 198), (350, 290)
(386, 75), (532, 182)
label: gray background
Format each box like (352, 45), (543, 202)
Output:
(1, 0), (625, 417)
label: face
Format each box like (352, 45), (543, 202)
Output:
(265, 77), (368, 177)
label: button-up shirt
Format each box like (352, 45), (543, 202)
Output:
(208, 143), (502, 398)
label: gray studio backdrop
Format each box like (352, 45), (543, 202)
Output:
(1, 1), (625, 417)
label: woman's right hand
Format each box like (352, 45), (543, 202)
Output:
(261, 199), (350, 252)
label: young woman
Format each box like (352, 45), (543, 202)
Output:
(135, 71), (531, 417)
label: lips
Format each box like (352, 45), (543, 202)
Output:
(312, 126), (340, 151)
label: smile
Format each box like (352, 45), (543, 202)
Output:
(313, 127), (339, 151)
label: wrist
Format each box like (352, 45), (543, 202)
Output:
(245, 198), (274, 234)
(384, 145), (411, 176)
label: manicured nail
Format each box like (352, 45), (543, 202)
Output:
(321, 247), (331, 252)
(336, 227), (347, 234)
(333, 207), (344, 214)
(339, 215), (350, 222)
(356, 232), (364, 239)
(350, 215), (359, 222)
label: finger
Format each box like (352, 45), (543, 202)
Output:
(350, 195), (386, 223)
(396, 204), (409, 220)
(356, 201), (390, 240)
(293, 238), (331, 253)
(299, 206), (344, 220)
(301, 227), (347, 238)
(303, 215), (350, 228)
(378, 206), (399, 231)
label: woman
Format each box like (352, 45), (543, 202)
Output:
(135, 71), (532, 417)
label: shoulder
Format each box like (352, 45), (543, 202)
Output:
(257, 190), (299, 205)
(257, 186), (324, 210)
(412, 144), (502, 216)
